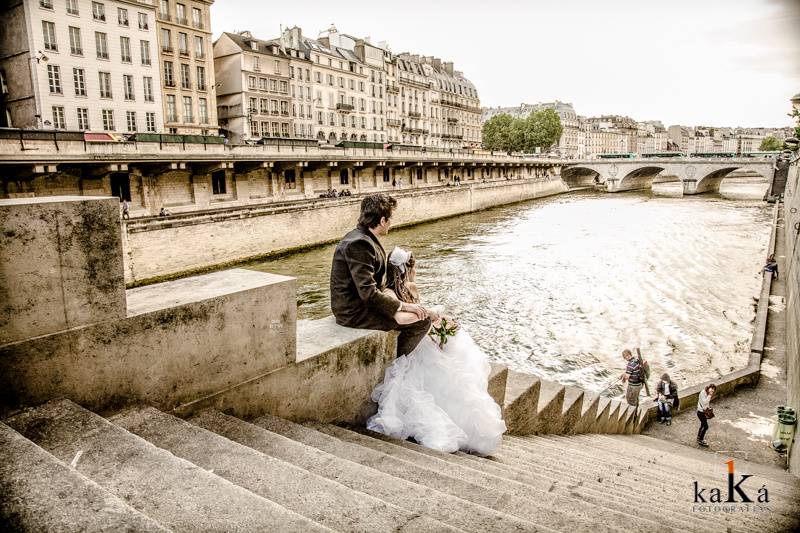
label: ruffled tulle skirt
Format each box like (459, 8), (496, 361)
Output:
(366, 329), (507, 456)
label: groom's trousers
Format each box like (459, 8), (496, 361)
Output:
(334, 311), (431, 358)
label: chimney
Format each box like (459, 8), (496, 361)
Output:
(239, 30), (252, 39)
(443, 61), (454, 75)
(431, 57), (442, 70)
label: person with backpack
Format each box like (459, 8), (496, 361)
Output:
(620, 348), (649, 408)
(654, 373), (679, 425)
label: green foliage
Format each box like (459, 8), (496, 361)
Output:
(481, 109), (564, 152)
(759, 136), (783, 151)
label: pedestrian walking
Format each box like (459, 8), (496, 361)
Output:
(654, 373), (678, 425)
(121, 199), (130, 220)
(620, 349), (644, 408)
(696, 384), (717, 447)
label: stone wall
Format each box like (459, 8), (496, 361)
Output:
(124, 177), (568, 284)
(784, 161), (800, 475)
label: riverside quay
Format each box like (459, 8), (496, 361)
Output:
(0, 129), (780, 216)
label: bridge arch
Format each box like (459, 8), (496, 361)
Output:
(560, 166), (601, 188)
(693, 165), (773, 195)
(615, 166), (666, 192)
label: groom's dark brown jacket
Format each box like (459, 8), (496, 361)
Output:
(330, 224), (401, 329)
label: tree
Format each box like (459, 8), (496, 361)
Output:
(481, 109), (564, 153)
(481, 114), (515, 151)
(759, 136), (783, 151)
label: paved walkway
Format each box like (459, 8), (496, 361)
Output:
(645, 202), (789, 470)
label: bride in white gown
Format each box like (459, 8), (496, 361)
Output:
(366, 247), (507, 456)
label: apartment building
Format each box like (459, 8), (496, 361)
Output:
(0, 0), (163, 132)
(213, 31), (291, 143)
(155, 0), (215, 134)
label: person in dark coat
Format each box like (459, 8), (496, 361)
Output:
(330, 193), (432, 357)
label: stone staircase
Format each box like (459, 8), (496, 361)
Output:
(4, 399), (798, 532)
(500, 369), (642, 436)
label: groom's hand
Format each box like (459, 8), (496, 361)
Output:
(400, 302), (429, 320)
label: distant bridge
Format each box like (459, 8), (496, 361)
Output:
(561, 158), (776, 195)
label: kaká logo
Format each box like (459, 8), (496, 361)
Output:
(693, 460), (769, 504)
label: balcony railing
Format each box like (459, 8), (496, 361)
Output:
(176, 17), (188, 25)
(164, 80), (175, 87)
(405, 127), (429, 135)
(271, 110), (279, 115)
(386, 83), (399, 94)
(93, 13), (106, 21)
(179, 48), (190, 56)
(447, 117), (458, 124)
(161, 46), (174, 53)
(387, 118), (401, 127)
(158, 12), (171, 21)
(193, 20), (204, 30)
(408, 111), (421, 118)
(281, 111), (289, 117)
(336, 103), (354, 112)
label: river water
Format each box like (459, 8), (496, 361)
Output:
(244, 178), (772, 395)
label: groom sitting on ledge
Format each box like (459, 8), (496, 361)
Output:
(330, 193), (432, 357)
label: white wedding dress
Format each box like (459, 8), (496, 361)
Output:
(366, 327), (507, 456)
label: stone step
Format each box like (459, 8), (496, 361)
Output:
(537, 434), (799, 528)
(508, 435), (771, 531)
(111, 406), (454, 533)
(4, 400), (329, 532)
(190, 410), (537, 533)
(497, 437), (722, 532)
(251, 412), (553, 532)
(337, 424), (659, 532)
(453, 442), (721, 533)
(488, 363), (508, 407)
(583, 434), (800, 502)
(560, 385), (585, 435)
(530, 380), (565, 434)
(0, 421), (168, 532)
(575, 391), (600, 433)
(503, 370), (540, 435)
(609, 434), (800, 489)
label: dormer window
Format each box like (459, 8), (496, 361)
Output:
(250, 41), (257, 50)
(272, 46), (277, 54)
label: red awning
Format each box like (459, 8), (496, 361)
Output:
(83, 132), (119, 142)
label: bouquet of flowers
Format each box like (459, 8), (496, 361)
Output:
(429, 317), (460, 349)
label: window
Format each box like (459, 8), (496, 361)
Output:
(178, 32), (188, 54)
(271, 99), (278, 113)
(47, 65), (61, 94)
(140, 40), (151, 65)
(161, 28), (171, 51)
(138, 12), (148, 29)
(92, 2), (105, 21)
(284, 169), (296, 188)
(269, 79), (276, 92)
(198, 98), (208, 123)
(143, 76), (154, 101)
(126, 111), (136, 132)
(77, 108), (89, 130)
(248, 97), (257, 113)
(259, 98), (267, 113)
(280, 101), (288, 115)
(211, 170), (226, 195)
(166, 95), (176, 121)
(192, 7), (202, 28)
(101, 109), (114, 130)
(98, 71), (111, 97)
(250, 121), (259, 137)
(281, 123), (289, 137)
(52, 106), (65, 129)
(253, 56), (260, 71)
(314, 71), (321, 83)
(40, 0), (53, 9)
(180, 63), (190, 88)
(194, 36), (204, 58)
(66, 0), (78, 14)
(120, 36), (131, 62)
(176, 2), (186, 24)
(349, 79), (354, 90)
(159, 0), (169, 17)
(73, 67), (85, 96)
(260, 121), (269, 136)
(259, 77), (267, 91)
(118, 7), (128, 26)
(274, 60), (280, 74)
(95, 32), (108, 59)
(279, 80), (287, 93)
(182, 96), (193, 122)
(68, 27), (82, 55)
(163, 61), (174, 86)
(145, 112), (156, 132)
(247, 76), (256, 89)
(123, 74), (134, 100)
(42, 21), (58, 51)
(272, 122), (279, 136)
(196, 66), (206, 90)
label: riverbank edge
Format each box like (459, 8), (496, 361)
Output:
(124, 177), (568, 287)
(638, 201), (780, 431)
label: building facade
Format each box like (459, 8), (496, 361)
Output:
(214, 31), (291, 143)
(482, 101), (582, 157)
(155, 0), (216, 134)
(0, 0), (164, 133)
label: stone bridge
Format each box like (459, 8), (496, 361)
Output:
(561, 158), (776, 194)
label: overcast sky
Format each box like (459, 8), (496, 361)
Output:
(211, 0), (800, 128)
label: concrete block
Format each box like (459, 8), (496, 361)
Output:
(503, 370), (541, 435)
(0, 269), (295, 413)
(488, 363), (508, 408)
(0, 196), (126, 345)
(531, 379), (565, 434)
(172, 316), (397, 424)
